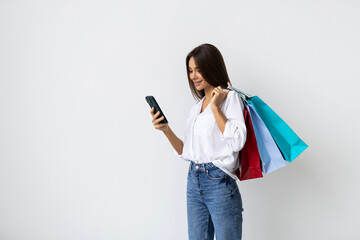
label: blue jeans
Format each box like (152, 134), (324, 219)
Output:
(187, 161), (243, 240)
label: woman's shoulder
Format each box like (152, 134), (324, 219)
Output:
(225, 89), (244, 110)
(226, 89), (241, 103)
(227, 89), (236, 97)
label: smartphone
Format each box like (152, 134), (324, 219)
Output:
(145, 96), (168, 124)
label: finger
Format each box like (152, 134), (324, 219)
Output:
(155, 122), (166, 129)
(153, 111), (160, 119)
(213, 87), (220, 92)
(150, 107), (157, 115)
(154, 116), (165, 124)
(225, 89), (230, 95)
(152, 111), (161, 122)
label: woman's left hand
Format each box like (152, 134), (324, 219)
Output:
(210, 82), (231, 109)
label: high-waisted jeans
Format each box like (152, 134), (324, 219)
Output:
(187, 161), (243, 240)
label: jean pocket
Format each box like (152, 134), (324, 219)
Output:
(205, 168), (228, 181)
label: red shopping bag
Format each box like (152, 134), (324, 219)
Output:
(235, 106), (263, 181)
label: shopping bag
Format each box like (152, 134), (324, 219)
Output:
(247, 104), (287, 173)
(227, 86), (308, 162)
(235, 105), (263, 181)
(249, 96), (308, 162)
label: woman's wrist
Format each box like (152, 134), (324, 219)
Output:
(210, 104), (219, 111)
(162, 125), (171, 134)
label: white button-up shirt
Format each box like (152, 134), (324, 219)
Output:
(174, 89), (247, 180)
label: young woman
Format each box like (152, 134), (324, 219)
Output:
(150, 43), (246, 240)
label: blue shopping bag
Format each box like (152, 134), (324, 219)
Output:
(247, 104), (287, 173)
(227, 86), (308, 162)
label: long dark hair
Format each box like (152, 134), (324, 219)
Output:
(186, 43), (231, 101)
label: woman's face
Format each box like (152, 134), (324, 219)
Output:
(188, 57), (211, 91)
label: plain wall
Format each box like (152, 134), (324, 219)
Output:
(1, 0), (359, 239)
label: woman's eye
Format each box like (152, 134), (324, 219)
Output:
(189, 69), (200, 74)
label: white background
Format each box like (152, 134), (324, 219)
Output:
(1, 0), (359, 239)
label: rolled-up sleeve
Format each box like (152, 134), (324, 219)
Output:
(221, 91), (247, 152)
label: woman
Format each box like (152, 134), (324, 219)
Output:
(150, 43), (246, 240)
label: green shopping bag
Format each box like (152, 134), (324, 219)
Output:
(227, 86), (308, 162)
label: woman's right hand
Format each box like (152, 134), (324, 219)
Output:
(150, 107), (169, 132)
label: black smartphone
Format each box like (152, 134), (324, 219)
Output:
(145, 96), (168, 124)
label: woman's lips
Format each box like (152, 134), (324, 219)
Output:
(194, 81), (202, 86)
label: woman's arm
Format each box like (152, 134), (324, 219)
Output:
(150, 106), (184, 155)
(211, 105), (227, 135)
(163, 127), (184, 155)
(209, 86), (246, 152)
(209, 85), (231, 135)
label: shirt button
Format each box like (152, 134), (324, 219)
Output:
(195, 165), (199, 169)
